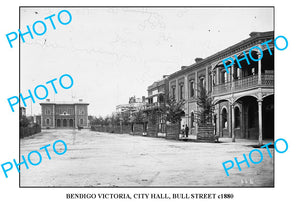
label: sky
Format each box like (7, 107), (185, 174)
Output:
(20, 7), (273, 117)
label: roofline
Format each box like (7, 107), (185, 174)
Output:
(168, 31), (274, 79)
(40, 103), (89, 105)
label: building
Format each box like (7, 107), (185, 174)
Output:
(145, 76), (169, 134)
(146, 75), (169, 106)
(40, 99), (89, 129)
(150, 31), (274, 143)
(20, 107), (26, 117)
(116, 96), (147, 115)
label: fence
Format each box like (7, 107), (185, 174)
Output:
(20, 125), (41, 138)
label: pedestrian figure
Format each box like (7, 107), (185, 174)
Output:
(185, 125), (189, 138)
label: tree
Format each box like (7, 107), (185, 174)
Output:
(20, 115), (30, 127)
(147, 108), (158, 125)
(196, 85), (215, 125)
(163, 95), (185, 124)
(131, 109), (147, 124)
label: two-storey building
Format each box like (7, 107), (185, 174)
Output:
(151, 31), (274, 144)
(40, 99), (89, 129)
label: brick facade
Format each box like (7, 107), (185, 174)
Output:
(40, 100), (89, 129)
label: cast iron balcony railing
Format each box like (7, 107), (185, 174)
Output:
(212, 73), (274, 96)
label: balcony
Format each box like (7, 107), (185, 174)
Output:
(212, 73), (274, 96)
(142, 102), (164, 111)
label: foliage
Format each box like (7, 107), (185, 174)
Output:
(20, 115), (30, 127)
(162, 96), (185, 124)
(90, 116), (104, 126)
(131, 109), (147, 124)
(196, 85), (215, 125)
(147, 108), (159, 125)
(120, 112), (130, 125)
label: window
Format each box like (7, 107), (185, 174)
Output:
(158, 94), (164, 103)
(80, 119), (83, 125)
(68, 108), (73, 115)
(179, 84), (184, 100)
(222, 108), (228, 129)
(46, 108), (51, 115)
(46, 118), (50, 125)
(191, 112), (194, 128)
(234, 107), (240, 128)
(148, 98), (153, 104)
(220, 71), (226, 84)
(199, 78), (205, 89)
(190, 81), (194, 98)
(172, 86), (176, 98)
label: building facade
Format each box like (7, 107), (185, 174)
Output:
(145, 76), (169, 134)
(116, 96), (147, 115)
(40, 99), (89, 129)
(147, 31), (274, 143)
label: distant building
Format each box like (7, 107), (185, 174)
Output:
(145, 76), (169, 134)
(116, 96), (146, 114)
(146, 75), (168, 106)
(34, 115), (41, 125)
(20, 107), (26, 117)
(40, 99), (89, 129)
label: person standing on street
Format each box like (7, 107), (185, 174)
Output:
(185, 125), (189, 138)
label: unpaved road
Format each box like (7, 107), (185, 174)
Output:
(20, 129), (274, 187)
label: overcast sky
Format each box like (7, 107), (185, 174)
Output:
(20, 7), (273, 117)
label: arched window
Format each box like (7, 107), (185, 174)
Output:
(234, 107), (240, 128)
(190, 81), (194, 97)
(46, 108), (51, 115)
(57, 119), (61, 127)
(80, 119), (83, 125)
(179, 84), (184, 100)
(191, 112), (194, 128)
(46, 118), (50, 125)
(222, 108), (228, 129)
(63, 119), (67, 127)
(69, 119), (73, 127)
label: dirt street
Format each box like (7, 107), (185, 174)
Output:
(20, 129), (274, 187)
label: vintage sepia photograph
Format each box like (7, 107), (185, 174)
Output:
(19, 7), (274, 187)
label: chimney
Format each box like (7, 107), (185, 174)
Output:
(46, 99), (50, 102)
(249, 32), (261, 37)
(181, 66), (187, 70)
(195, 58), (203, 63)
(79, 99), (83, 102)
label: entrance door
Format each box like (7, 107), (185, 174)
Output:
(63, 119), (67, 127)
(57, 119), (61, 127)
(69, 119), (73, 128)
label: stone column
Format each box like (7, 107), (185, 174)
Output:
(237, 68), (241, 79)
(205, 66), (209, 91)
(228, 103), (232, 137)
(41, 107), (44, 128)
(232, 104), (235, 142)
(184, 75), (189, 125)
(75, 105), (78, 127)
(258, 99), (263, 145)
(176, 78), (179, 100)
(216, 67), (220, 85)
(194, 72), (198, 97)
(211, 72), (214, 94)
(86, 106), (89, 128)
(216, 104), (219, 136)
(258, 53), (262, 85)
(231, 64), (235, 90)
(53, 105), (55, 128)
